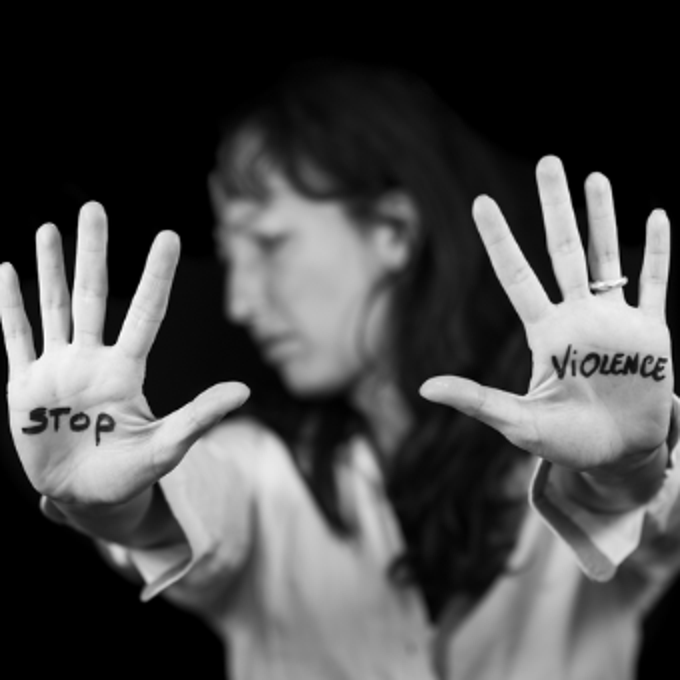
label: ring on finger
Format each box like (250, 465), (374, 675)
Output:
(589, 276), (628, 293)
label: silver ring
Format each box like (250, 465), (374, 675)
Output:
(589, 276), (628, 293)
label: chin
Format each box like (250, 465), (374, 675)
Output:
(278, 364), (353, 399)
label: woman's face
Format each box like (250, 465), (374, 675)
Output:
(213, 171), (401, 396)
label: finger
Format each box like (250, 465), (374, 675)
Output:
(0, 263), (36, 374)
(420, 376), (535, 451)
(117, 231), (180, 361)
(72, 202), (108, 347)
(154, 382), (251, 467)
(472, 195), (552, 325)
(537, 156), (590, 300)
(36, 224), (71, 348)
(638, 209), (671, 320)
(584, 172), (625, 302)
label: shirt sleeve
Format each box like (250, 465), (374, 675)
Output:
(98, 419), (260, 604)
(529, 395), (680, 583)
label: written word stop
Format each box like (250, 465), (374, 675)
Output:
(21, 407), (116, 446)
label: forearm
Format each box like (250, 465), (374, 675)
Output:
(45, 485), (185, 549)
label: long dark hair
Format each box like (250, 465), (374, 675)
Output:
(211, 59), (540, 621)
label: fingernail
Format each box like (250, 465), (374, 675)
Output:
(419, 377), (452, 399)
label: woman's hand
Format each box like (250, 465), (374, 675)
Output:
(0, 203), (249, 506)
(421, 156), (673, 476)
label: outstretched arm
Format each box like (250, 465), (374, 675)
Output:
(421, 155), (673, 510)
(0, 203), (250, 546)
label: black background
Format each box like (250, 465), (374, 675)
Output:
(2, 27), (678, 679)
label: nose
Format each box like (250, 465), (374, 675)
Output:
(224, 254), (266, 326)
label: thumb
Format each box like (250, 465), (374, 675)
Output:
(420, 376), (533, 449)
(155, 381), (250, 465)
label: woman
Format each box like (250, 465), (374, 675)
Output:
(1, 62), (678, 679)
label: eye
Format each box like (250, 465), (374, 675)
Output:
(213, 230), (231, 264)
(255, 232), (289, 255)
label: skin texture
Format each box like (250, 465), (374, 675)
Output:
(213, 171), (408, 400)
(421, 156), (673, 505)
(0, 155), (672, 540)
(0, 206), (249, 512)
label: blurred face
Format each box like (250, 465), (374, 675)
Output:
(213, 171), (397, 396)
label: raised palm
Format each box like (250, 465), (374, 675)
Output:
(421, 156), (673, 472)
(1, 203), (249, 505)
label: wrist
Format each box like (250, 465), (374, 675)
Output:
(43, 489), (155, 545)
(42, 485), (183, 549)
(557, 442), (670, 514)
(585, 441), (669, 484)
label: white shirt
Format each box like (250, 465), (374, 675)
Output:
(105, 399), (680, 680)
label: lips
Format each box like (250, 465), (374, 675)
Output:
(256, 334), (301, 363)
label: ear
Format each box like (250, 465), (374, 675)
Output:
(370, 191), (419, 272)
